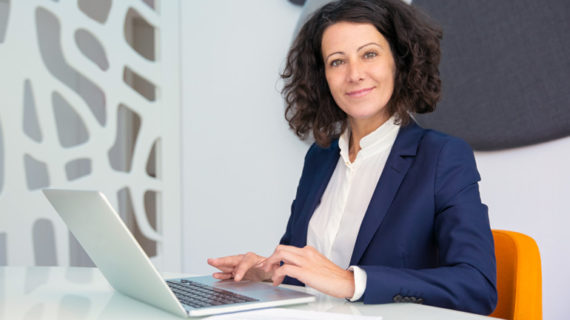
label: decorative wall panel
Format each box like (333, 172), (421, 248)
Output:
(0, 0), (182, 270)
(413, 0), (570, 150)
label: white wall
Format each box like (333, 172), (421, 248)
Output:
(476, 138), (570, 320)
(181, 1), (308, 274)
(180, 2), (569, 319)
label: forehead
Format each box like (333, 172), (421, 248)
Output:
(321, 22), (387, 54)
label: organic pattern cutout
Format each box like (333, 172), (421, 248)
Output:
(32, 218), (57, 266)
(124, 7), (155, 61)
(36, 7), (107, 126)
(108, 104), (140, 172)
(78, 0), (112, 24)
(124, 66), (156, 101)
(24, 154), (50, 190)
(0, 1), (177, 273)
(146, 139), (159, 178)
(52, 91), (89, 148)
(75, 29), (109, 71)
(0, 1), (9, 43)
(23, 80), (43, 143)
(65, 158), (91, 181)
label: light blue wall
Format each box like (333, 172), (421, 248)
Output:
(181, 0), (307, 273)
(476, 139), (570, 320)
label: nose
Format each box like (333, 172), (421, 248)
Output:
(346, 59), (364, 83)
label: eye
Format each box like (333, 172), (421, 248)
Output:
(363, 51), (378, 59)
(330, 59), (344, 67)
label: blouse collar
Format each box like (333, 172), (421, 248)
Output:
(339, 115), (400, 165)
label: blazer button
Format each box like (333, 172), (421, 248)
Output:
(393, 294), (403, 302)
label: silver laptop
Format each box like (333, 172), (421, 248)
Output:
(43, 189), (315, 318)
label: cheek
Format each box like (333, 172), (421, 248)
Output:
(371, 63), (393, 80)
(387, 61), (397, 86)
(325, 73), (342, 97)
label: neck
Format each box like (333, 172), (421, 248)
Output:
(348, 115), (391, 162)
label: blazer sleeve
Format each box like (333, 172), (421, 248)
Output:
(359, 137), (497, 315)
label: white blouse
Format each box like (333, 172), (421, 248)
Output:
(306, 116), (400, 300)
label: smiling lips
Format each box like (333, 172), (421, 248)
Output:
(346, 86), (375, 97)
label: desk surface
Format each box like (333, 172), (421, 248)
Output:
(0, 267), (497, 320)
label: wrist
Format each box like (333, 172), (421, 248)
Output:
(346, 266), (366, 301)
(344, 269), (355, 299)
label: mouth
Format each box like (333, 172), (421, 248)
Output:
(346, 86), (375, 98)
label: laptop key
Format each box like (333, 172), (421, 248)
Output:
(167, 280), (259, 308)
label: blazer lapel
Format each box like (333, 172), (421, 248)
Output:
(292, 141), (340, 247)
(350, 122), (425, 265)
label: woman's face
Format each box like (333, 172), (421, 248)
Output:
(321, 22), (396, 129)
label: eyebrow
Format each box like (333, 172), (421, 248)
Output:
(358, 42), (382, 51)
(325, 51), (344, 62)
(324, 42), (383, 63)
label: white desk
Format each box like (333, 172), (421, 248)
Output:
(0, 267), (497, 319)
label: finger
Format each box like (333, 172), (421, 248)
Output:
(213, 266), (235, 273)
(265, 245), (303, 265)
(271, 264), (304, 286)
(259, 258), (283, 273)
(263, 246), (305, 271)
(256, 257), (280, 277)
(274, 244), (306, 255)
(212, 272), (234, 280)
(207, 259), (237, 273)
(234, 252), (262, 281)
(207, 255), (243, 268)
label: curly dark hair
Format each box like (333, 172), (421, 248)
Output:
(282, 0), (442, 147)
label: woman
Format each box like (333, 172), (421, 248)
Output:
(208, 0), (497, 315)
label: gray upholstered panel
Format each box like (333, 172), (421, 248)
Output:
(413, 0), (570, 150)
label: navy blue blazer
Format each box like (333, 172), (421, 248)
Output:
(280, 121), (497, 315)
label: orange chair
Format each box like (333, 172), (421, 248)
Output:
(490, 230), (542, 320)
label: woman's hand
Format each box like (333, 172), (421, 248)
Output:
(259, 245), (355, 299)
(207, 252), (274, 282)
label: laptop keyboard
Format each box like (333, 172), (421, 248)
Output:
(167, 279), (259, 309)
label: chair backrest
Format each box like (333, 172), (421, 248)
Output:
(490, 230), (542, 320)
